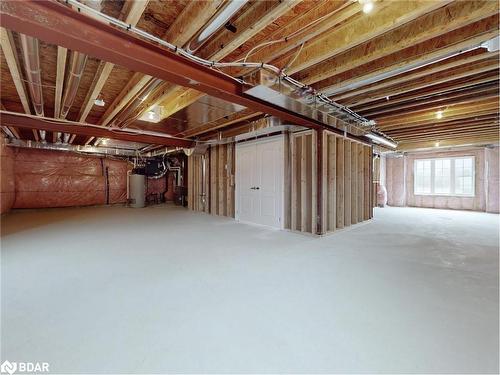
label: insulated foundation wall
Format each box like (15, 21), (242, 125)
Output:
(0, 137), (15, 213)
(187, 143), (235, 217)
(384, 146), (499, 212)
(1, 145), (129, 211)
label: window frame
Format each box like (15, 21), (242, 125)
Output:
(413, 156), (475, 197)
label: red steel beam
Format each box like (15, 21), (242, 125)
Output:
(0, 0), (345, 135)
(0, 112), (193, 147)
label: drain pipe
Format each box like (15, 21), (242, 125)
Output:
(19, 34), (45, 142)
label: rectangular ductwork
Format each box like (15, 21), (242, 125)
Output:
(242, 70), (371, 137)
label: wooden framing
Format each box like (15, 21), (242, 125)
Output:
(288, 130), (373, 235)
(0, 27), (37, 140)
(188, 144), (235, 218)
(336, 137), (345, 229)
(326, 132), (336, 232)
(344, 139), (351, 227)
(273, 0), (455, 75)
(187, 130), (374, 235)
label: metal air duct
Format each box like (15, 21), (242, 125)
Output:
(19, 34), (45, 141)
(60, 52), (88, 119)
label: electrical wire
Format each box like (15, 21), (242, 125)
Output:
(282, 43), (305, 73)
(62, 0), (370, 128)
(241, 0), (355, 63)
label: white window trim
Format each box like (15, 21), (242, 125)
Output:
(414, 156), (475, 197)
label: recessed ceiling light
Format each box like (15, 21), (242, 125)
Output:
(94, 98), (105, 106)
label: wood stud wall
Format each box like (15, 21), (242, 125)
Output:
(188, 130), (373, 234)
(289, 130), (373, 234)
(188, 143), (235, 217)
(187, 153), (209, 213)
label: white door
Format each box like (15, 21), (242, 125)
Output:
(236, 136), (284, 229)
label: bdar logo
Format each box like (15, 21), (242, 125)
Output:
(0, 361), (17, 375)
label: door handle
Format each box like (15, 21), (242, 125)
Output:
(250, 187), (260, 190)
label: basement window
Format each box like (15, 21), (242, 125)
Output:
(414, 157), (475, 197)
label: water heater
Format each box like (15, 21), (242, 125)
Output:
(129, 173), (145, 208)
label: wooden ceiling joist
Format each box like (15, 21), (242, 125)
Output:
(0, 27), (39, 141)
(296, 4), (498, 86)
(76, 0), (150, 125)
(224, 0), (358, 72)
(272, 0), (458, 75)
(394, 130), (500, 142)
(339, 59), (499, 106)
(199, 0), (300, 62)
(89, 0), (227, 136)
(310, 15), (499, 94)
(354, 71), (500, 112)
(385, 115), (499, 133)
(396, 136), (499, 151)
(333, 51), (499, 102)
(387, 124), (499, 139)
(373, 95), (499, 121)
(127, 0), (303, 130)
(361, 83), (499, 117)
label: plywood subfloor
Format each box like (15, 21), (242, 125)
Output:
(1, 205), (498, 373)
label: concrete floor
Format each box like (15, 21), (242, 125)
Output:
(1, 205), (498, 373)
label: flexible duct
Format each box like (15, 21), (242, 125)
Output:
(60, 52), (88, 119)
(19, 34), (45, 141)
(57, 51), (88, 143)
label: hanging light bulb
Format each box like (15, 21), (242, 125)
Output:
(435, 141), (440, 147)
(436, 110), (443, 119)
(362, 1), (374, 13)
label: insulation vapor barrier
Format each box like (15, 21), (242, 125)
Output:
(0, 138), (15, 213)
(0, 144), (130, 212)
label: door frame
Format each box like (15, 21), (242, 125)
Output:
(235, 134), (285, 229)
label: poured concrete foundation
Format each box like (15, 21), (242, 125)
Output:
(1, 205), (498, 373)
